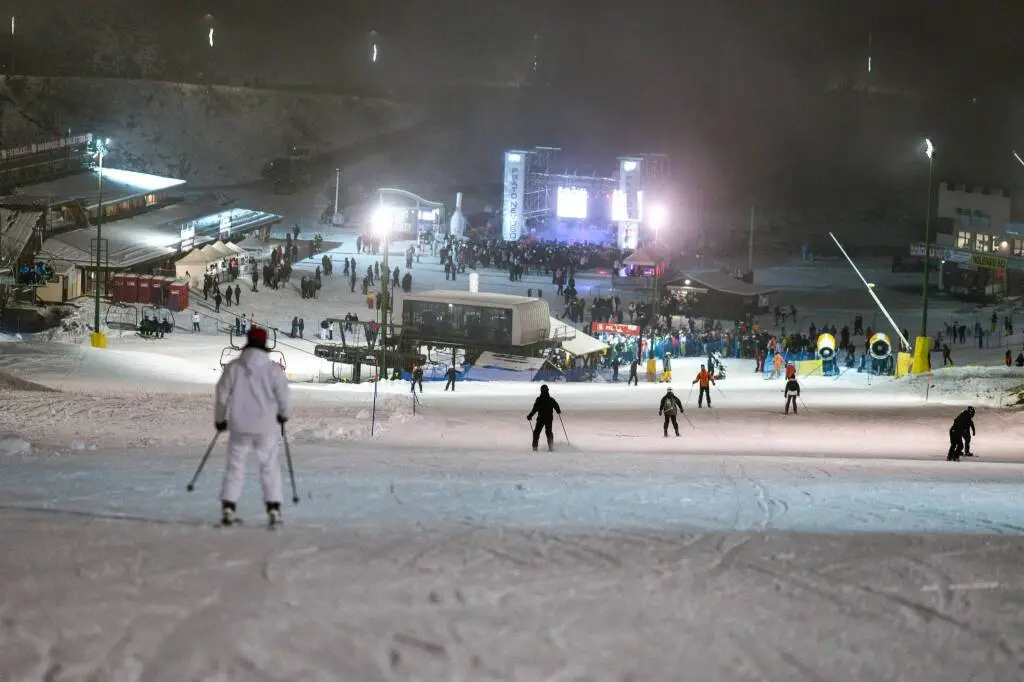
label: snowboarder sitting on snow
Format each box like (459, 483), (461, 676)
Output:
(659, 387), (684, 437)
(693, 364), (715, 408)
(214, 326), (293, 526)
(783, 377), (801, 415)
(947, 406), (976, 462)
(527, 384), (561, 452)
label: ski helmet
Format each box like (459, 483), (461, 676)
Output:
(540, 384), (549, 394)
(967, 406), (975, 416)
(666, 387), (673, 393)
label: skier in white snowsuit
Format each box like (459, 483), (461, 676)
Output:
(214, 326), (292, 525)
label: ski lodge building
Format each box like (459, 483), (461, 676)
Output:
(0, 133), (281, 306)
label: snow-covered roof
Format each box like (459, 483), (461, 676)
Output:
(0, 209), (43, 261)
(402, 290), (547, 309)
(673, 271), (777, 297)
(548, 317), (608, 356)
(3, 168), (185, 208)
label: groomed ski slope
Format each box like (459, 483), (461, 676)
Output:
(2, 339), (1024, 680)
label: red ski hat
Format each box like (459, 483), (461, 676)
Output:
(246, 326), (268, 349)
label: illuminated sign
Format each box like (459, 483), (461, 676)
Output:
(970, 253), (1007, 269)
(502, 150), (526, 241)
(180, 224), (195, 250)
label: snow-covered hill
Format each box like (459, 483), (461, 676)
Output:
(0, 76), (422, 186)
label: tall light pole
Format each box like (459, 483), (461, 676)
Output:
(921, 138), (935, 341)
(371, 201), (393, 381)
(333, 168), (342, 225)
(647, 202), (668, 362)
(91, 137), (111, 348)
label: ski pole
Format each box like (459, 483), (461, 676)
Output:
(281, 423), (300, 504)
(186, 432), (221, 492)
(684, 384), (694, 408)
(715, 384), (726, 398)
(681, 410), (696, 431)
(798, 396), (809, 413)
(557, 413), (570, 445)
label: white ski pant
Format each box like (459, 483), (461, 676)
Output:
(220, 431), (282, 504)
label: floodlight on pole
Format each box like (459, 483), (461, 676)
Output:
(90, 136), (112, 349)
(1014, 150), (1024, 169)
(371, 204), (393, 235)
(648, 202), (668, 231)
(911, 137), (937, 373)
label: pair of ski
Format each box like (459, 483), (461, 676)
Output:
(216, 516), (282, 530)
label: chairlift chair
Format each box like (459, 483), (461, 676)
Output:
(141, 306), (175, 332)
(104, 303), (139, 331)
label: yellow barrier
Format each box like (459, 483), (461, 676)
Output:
(89, 331), (107, 349)
(796, 359), (823, 376)
(646, 358), (657, 383)
(912, 336), (931, 374)
(895, 352), (913, 377)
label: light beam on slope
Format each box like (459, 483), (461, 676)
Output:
(829, 232), (910, 350)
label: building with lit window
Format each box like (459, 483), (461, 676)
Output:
(0, 133), (281, 307)
(910, 182), (1024, 297)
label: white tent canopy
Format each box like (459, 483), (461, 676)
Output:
(174, 248), (216, 283)
(202, 241), (234, 259)
(548, 317), (608, 356)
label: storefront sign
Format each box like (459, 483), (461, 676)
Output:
(909, 243), (970, 264)
(970, 253), (1007, 269)
(591, 322), (641, 336)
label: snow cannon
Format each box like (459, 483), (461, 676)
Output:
(869, 332), (892, 360)
(816, 333), (837, 361)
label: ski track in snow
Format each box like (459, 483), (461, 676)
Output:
(1, 443), (1024, 680)
(4, 268), (1024, 677)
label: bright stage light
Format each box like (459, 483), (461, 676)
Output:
(506, 152), (522, 163)
(371, 205), (394, 234)
(622, 160), (638, 172)
(556, 187), (589, 219)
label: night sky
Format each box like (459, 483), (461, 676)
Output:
(3, 1), (1023, 205)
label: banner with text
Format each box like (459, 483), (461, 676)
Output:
(619, 158), (642, 222)
(591, 322), (641, 336)
(502, 150), (526, 241)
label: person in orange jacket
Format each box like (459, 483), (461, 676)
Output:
(785, 363), (796, 380)
(692, 364), (715, 408)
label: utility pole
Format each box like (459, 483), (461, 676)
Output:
(333, 168), (341, 224)
(921, 140), (935, 341)
(91, 138), (110, 348)
(747, 204), (755, 273)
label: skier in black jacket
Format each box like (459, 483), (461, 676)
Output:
(527, 384), (561, 451)
(947, 406), (976, 461)
(783, 377), (801, 415)
(659, 388), (683, 437)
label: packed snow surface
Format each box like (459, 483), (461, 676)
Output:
(4, 245), (1024, 679)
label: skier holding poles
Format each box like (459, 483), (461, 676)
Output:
(659, 387), (684, 437)
(783, 376), (801, 415)
(693, 364), (715, 408)
(213, 326), (293, 527)
(527, 384), (561, 452)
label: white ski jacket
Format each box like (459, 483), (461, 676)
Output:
(214, 348), (292, 435)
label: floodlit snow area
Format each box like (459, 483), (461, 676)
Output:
(4, 254), (1024, 679)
